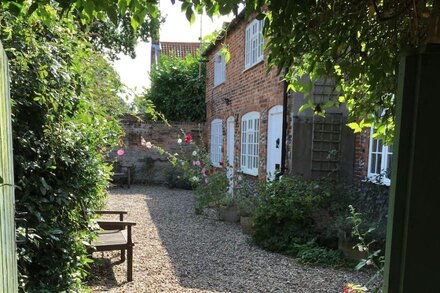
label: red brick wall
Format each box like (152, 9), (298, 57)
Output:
(205, 16), (285, 180)
(354, 129), (370, 181)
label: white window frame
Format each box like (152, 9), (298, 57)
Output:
(213, 52), (226, 87)
(241, 112), (260, 176)
(210, 119), (223, 167)
(367, 127), (393, 186)
(245, 19), (264, 69)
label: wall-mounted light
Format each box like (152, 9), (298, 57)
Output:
(224, 97), (231, 106)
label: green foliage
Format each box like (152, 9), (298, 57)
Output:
(86, 12), (163, 60)
(251, 176), (342, 253)
(141, 54), (206, 122)
(348, 205), (385, 292)
(194, 169), (229, 214)
(338, 182), (389, 246)
(1, 10), (122, 291)
(1, 1), (162, 61)
(2, 0), (161, 34)
(251, 175), (389, 269)
(294, 241), (354, 268)
(177, 0), (439, 143)
(164, 167), (192, 190)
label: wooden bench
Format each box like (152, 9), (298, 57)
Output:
(112, 163), (133, 188)
(90, 210), (136, 281)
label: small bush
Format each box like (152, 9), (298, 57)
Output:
(164, 167), (192, 189)
(294, 242), (354, 268)
(251, 176), (341, 252)
(194, 169), (229, 214)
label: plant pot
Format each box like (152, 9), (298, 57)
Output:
(240, 216), (252, 235)
(218, 205), (240, 222)
(203, 207), (220, 220)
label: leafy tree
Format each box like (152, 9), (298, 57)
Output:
(1, 10), (124, 291)
(78, 51), (129, 116)
(175, 0), (438, 142)
(2, 1), (162, 60)
(141, 54), (206, 122)
(86, 13), (163, 60)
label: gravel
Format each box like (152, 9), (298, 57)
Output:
(87, 185), (370, 292)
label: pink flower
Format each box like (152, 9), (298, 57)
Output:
(201, 168), (207, 177)
(184, 134), (193, 143)
(117, 149), (125, 156)
(195, 160), (201, 167)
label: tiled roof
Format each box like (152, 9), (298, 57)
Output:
(160, 42), (200, 58)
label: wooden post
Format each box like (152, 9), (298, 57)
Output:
(0, 42), (18, 292)
(384, 44), (440, 292)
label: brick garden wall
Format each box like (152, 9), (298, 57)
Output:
(114, 115), (204, 185)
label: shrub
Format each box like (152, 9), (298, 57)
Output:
(251, 176), (341, 253)
(294, 241), (354, 268)
(333, 182), (389, 253)
(139, 54), (206, 122)
(3, 12), (123, 291)
(164, 167), (192, 189)
(194, 169), (229, 214)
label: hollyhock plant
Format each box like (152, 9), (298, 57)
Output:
(184, 133), (192, 143)
(117, 148), (125, 156)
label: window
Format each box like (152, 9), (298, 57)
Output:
(368, 128), (393, 185)
(241, 112), (260, 175)
(210, 119), (223, 167)
(245, 19), (264, 69)
(213, 52), (226, 86)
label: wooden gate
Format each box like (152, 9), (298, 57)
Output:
(0, 41), (18, 292)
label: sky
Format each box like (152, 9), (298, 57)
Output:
(112, 1), (234, 101)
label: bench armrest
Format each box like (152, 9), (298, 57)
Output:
(96, 220), (136, 230)
(92, 210), (127, 221)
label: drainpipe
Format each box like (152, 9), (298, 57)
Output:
(275, 71), (289, 180)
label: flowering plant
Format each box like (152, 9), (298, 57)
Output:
(140, 130), (229, 213)
(343, 283), (368, 293)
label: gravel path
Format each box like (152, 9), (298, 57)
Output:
(87, 185), (369, 292)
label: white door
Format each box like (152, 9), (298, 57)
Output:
(267, 105), (283, 180)
(226, 116), (235, 190)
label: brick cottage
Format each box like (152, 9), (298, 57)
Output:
(203, 10), (392, 186)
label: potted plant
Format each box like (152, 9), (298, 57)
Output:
(218, 195), (240, 222)
(237, 195), (257, 234)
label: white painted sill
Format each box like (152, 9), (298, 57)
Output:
(243, 59), (264, 73)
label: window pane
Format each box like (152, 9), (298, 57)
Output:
(376, 154), (382, 174)
(378, 140), (383, 152)
(370, 154), (376, 174)
(372, 139), (377, 152)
